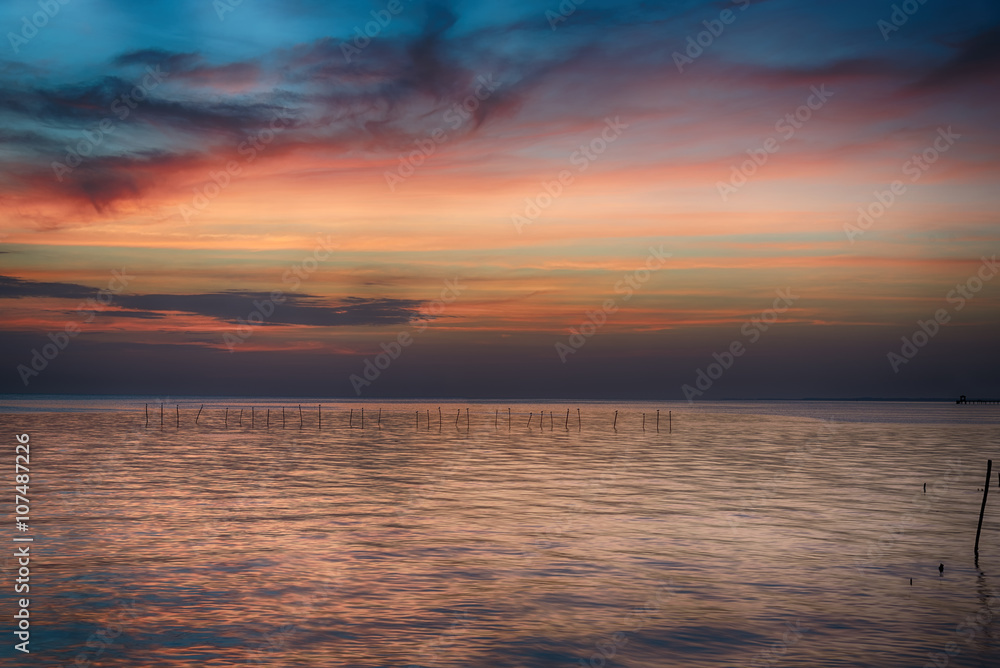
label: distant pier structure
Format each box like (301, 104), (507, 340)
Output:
(957, 395), (1000, 405)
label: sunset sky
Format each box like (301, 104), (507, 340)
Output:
(1, 0), (998, 398)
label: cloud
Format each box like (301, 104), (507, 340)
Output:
(912, 22), (1000, 90)
(0, 275), (423, 327)
(115, 291), (424, 326)
(0, 275), (98, 300)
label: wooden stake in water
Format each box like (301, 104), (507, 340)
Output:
(283, 407), (286, 428)
(495, 410), (498, 429)
(565, 409), (570, 430)
(239, 408), (243, 426)
(508, 407), (511, 431)
(527, 412), (533, 428)
(145, 403), (149, 428)
(438, 407), (442, 430)
(161, 404), (164, 429)
(416, 411), (419, 429)
(427, 410), (430, 430)
(669, 411), (672, 434)
(378, 407), (382, 427)
(267, 409), (270, 429)
(361, 407), (364, 429)
(318, 405), (322, 430)
(549, 411), (553, 430)
(251, 407), (255, 429)
(642, 413), (645, 431)
(196, 404), (204, 424)
(176, 405), (179, 429)
(350, 409), (353, 428)
(456, 409), (460, 427)
(656, 409), (659, 433)
(613, 410), (618, 430)
(299, 404), (303, 429)
(577, 408), (581, 429)
(975, 459), (993, 556)
(225, 407), (228, 429)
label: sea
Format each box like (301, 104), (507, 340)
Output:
(1, 397), (999, 667)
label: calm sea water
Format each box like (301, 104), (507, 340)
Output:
(2, 398), (999, 667)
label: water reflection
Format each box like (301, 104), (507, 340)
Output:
(1, 401), (998, 666)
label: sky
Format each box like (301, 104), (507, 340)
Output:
(0, 0), (998, 399)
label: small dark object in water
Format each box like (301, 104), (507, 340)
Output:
(939, 563), (944, 575)
(923, 483), (926, 493)
(909, 578), (912, 585)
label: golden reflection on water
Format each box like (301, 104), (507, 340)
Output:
(3, 402), (999, 667)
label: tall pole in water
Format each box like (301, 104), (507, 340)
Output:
(196, 404), (204, 424)
(656, 409), (659, 433)
(976, 459), (993, 558)
(565, 409), (569, 430)
(145, 403), (148, 428)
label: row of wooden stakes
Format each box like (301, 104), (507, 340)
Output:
(144, 404), (673, 433)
